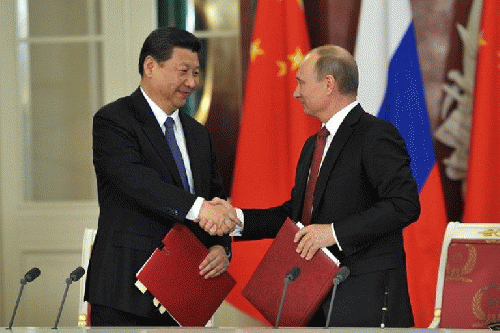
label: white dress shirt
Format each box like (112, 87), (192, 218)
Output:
(141, 87), (204, 220)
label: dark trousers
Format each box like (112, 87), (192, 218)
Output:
(321, 266), (414, 327)
(307, 308), (327, 327)
(90, 303), (179, 327)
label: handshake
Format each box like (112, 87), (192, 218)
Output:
(196, 198), (242, 236)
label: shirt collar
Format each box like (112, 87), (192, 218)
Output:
(140, 86), (180, 129)
(324, 101), (358, 136)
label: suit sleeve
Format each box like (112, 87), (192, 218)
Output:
(331, 122), (421, 257)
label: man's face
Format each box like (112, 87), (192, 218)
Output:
(150, 47), (200, 114)
(293, 54), (329, 118)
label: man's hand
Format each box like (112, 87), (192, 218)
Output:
(196, 198), (241, 236)
(199, 245), (229, 279)
(294, 224), (336, 260)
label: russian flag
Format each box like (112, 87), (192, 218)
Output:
(355, 0), (448, 327)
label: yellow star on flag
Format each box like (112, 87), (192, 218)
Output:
(479, 31), (487, 46)
(250, 38), (265, 62)
(297, 0), (304, 9)
(288, 47), (305, 71)
(277, 61), (287, 77)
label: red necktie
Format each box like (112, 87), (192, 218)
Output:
(301, 127), (330, 225)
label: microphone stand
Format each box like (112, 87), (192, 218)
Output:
(274, 278), (291, 328)
(52, 277), (73, 329)
(324, 266), (350, 328)
(324, 281), (339, 329)
(7, 279), (27, 330)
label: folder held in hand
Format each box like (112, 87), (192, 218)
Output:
(135, 223), (236, 326)
(242, 218), (339, 327)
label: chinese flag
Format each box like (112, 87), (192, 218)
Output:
(463, 0), (500, 222)
(227, 0), (320, 324)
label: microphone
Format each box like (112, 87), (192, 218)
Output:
(284, 266), (301, 283)
(22, 267), (41, 284)
(70, 266), (85, 282)
(333, 266), (350, 284)
(275, 267), (301, 328)
(325, 266), (350, 328)
(7, 268), (41, 329)
(53, 266), (86, 329)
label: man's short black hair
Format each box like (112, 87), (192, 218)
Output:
(138, 27), (201, 76)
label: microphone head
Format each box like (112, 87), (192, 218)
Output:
(70, 266), (85, 282)
(24, 267), (41, 283)
(285, 266), (301, 282)
(333, 266), (350, 284)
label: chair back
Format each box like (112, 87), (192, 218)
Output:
(429, 222), (500, 328)
(78, 228), (97, 327)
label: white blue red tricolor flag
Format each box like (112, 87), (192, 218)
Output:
(355, 0), (448, 327)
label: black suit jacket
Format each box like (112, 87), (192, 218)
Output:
(242, 105), (420, 326)
(84, 88), (230, 318)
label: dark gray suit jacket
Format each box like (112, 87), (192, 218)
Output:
(85, 88), (230, 318)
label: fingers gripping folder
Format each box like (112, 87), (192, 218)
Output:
(135, 223), (236, 326)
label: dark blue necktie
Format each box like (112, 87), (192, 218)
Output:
(164, 117), (190, 191)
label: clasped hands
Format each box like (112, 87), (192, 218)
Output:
(197, 197), (241, 236)
(196, 198), (336, 260)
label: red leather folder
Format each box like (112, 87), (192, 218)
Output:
(135, 223), (236, 326)
(242, 218), (339, 327)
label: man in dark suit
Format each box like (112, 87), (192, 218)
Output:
(198, 45), (421, 327)
(84, 27), (239, 326)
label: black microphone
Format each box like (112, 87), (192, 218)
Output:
(70, 266), (85, 282)
(22, 267), (41, 284)
(333, 266), (350, 284)
(284, 266), (301, 283)
(7, 268), (41, 329)
(275, 266), (301, 328)
(53, 266), (86, 329)
(325, 266), (350, 328)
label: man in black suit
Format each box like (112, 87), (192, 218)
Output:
(85, 27), (239, 326)
(198, 45), (421, 327)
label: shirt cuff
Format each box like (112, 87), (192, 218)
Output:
(331, 223), (342, 251)
(230, 208), (244, 236)
(185, 197), (205, 220)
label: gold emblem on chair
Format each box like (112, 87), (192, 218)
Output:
(479, 229), (500, 238)
(445, 243), (477, 283)
(472, 284), (500, 328)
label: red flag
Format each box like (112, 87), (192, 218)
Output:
(227, 0), (320, 324)
(463, 0), (500, 222)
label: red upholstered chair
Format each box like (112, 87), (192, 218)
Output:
(78, 228), (96, 327)
(429, 222), (500, 329)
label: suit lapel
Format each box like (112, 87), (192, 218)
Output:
(311, 105), (364, 216)
(129, 88), (184, 187)
(293, 136), (315, 220)
(179, 111), (203, 195)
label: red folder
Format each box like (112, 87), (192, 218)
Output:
(242, 218), (339, 327)
(135, 223), (236, 326)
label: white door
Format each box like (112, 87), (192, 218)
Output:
(0, 0), (155, 327)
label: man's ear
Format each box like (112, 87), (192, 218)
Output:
(325, 74), (336, 94)
(143, 55), (156, 77)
